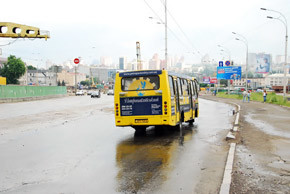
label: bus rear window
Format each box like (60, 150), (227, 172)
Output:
(121, 76), (160, 91)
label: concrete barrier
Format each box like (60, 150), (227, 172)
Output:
(0, 85), (67, 103)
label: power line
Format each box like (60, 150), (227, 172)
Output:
(143, 0), (164, 23)
(143, 0), (195, 56)
(159, 0), (203, 58)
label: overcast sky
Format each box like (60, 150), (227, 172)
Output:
(1, 0), (290, 67)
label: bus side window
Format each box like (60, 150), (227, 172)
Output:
(177, 78), (183, 97)
(189, 81), (192, 96)
(193, 80), (198, 97)
(191, 81), (196, 97)
(121, 79), (125, 91)
(169, 76), (175, 96)
(184, 80), (189, 96)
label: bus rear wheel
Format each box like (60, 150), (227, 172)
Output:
(188, 119), (195, 125)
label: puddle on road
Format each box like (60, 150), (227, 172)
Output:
(115, 125), (196, 193)
(245, 113), (290, 139)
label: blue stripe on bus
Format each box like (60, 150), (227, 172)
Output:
(120, 96), (162, 116)
(119, 70), (162, 77)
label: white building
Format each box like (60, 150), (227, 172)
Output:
(100, 56), (113, 67)
(233, 78), (266, 88)
(265, 74), (290, 87)
(19, 70), (57, 86)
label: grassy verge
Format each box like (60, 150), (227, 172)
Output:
(216, 92), (290, 107)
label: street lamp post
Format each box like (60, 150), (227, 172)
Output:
(232, 32), (249, 92)
(218, 45), (232, 94)
(164, 0), (168, 68)
(261, 8), (288, 100)
(148, 0), (168, 69)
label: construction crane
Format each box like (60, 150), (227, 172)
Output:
(90, 68), (96, 88)
(0, 22), (50, 40)
(136, 41), (142, 70)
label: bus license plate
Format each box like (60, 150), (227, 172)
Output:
(135, 119), (148, 123)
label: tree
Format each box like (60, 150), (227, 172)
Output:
(61, 80), (66, 86)
(80, 80), (90, 86)
(200, 83), (208, 87)
(92, 77), (100, 84)
(57, 80), (61, 86)
(27, 65), (37, 70)
(0, 55), (26, 84)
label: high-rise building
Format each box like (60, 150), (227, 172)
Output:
(119, 57), (127, 70)
(149, 53), (160, 69)
(45, 60), (53, 70)
(160, 60), (166, 70)
(275, 55), (290, 65)
(100, 56), (112, 67)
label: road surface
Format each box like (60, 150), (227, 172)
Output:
(0, 96), (234, 193)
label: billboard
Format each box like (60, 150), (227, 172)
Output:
(255, 53), (270, 73)
(203, 76), (210, 84)
(217, 66), (242, 80)
(120, 96), (162, 116)
(210, 77), (218, 84)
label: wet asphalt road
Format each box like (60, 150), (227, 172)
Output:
(0, 96), (234, 193)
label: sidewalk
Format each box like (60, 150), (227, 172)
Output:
(200, 94), (290, 193)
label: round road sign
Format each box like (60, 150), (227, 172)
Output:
(225, 61), (231, 66)
(74, 58), (80, 64)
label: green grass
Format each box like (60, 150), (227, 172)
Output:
(216, 92), (290, 107)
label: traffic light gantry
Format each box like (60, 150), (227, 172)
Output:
(0, 22), (50, 40)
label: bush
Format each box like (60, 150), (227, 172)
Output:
(216, 91), (290, 107)
(270, 96), (277, 103)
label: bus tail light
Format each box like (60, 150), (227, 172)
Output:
(116, 103), (119, 116)
(164, 101), (167, 115)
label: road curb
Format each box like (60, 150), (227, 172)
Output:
(219, 143), (236, 194)
(220, 102), (240, 194)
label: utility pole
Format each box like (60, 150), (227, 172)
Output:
(233, 32), (248, 92)
(261, 8), (288, 99)
(164, 0), (168, 68)
(75, 66), (77, 94)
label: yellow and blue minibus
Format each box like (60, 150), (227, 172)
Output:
(114, 70), (199, 132)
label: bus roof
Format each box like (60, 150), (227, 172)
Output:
(168, 71), (195, 80)
(119, 70), (162, 77)
(118, 69), (196, 80)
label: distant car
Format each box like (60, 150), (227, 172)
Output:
(91, 91), (101, 98)
(87, 90), (93, 95)
(76, 90), (84, 96)
(107, 89), (114, 95)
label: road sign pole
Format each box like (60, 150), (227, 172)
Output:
(74, 58), (80, 94)
(217, 79), (220, 93)
(75, 66), (77, 94)
(228, 80), (230, 94)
